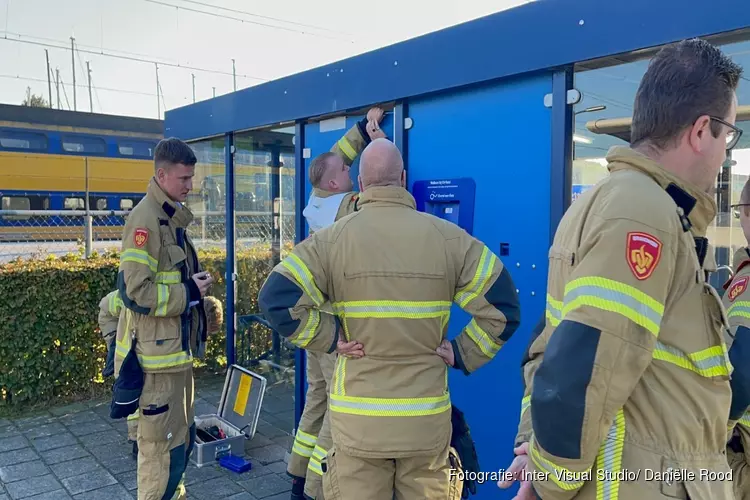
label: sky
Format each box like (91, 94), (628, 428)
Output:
(0, 0), (529, 120)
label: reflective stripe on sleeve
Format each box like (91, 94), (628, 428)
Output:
(652, 342), (731, 378)
(465, 319), (502, 358)
(120, 248), (158, 273)
(337, 137), (357, 162)
(155, 271), (181, 284)
(307, 445), (327, 476)
(562, 276), (664, 336)
(529, 437), (587, 491)
(454, 247), (496, 308)
(281, 254), (325, 306)
(727, 301), (750, 320)
(292, 429), (317, 458)
(546, 294), (562, 327)
(290, 309), (320, 348)
(155, 284), (169, 317)
(595, 409), (625, 500)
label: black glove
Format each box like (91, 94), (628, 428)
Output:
(450, 404), (480, 498)
(102, 335), (116, 378)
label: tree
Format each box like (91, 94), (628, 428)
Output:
(21, 87), (50, 108)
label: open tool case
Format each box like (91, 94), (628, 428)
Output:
(191, 364), (267, 467)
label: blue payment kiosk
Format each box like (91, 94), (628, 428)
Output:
(412, 178), (476, 235)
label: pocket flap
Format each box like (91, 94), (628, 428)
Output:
(167, 245), (187, 268)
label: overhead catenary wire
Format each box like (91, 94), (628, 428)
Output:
(0, 74), (158, 97)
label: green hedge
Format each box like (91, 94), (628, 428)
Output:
(0, 244), (287, 408)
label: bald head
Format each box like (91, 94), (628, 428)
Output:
(358, 138), (404, 190)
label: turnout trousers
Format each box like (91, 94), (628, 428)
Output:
(321, 437), (464, 500)
(287, 351), (336, 495)
(137, 367), (195, 500)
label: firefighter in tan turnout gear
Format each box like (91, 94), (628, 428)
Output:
(722, 179), (750, 500)
(111, 138), (215, 500)
(499, 39), (743, 500)
(259, 138), (521, 499)
(289, 106), (386, 500)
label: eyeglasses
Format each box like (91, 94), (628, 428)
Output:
(710, 116), (743, 151)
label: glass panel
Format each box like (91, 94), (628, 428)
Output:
(120, 199), (133, 210)
(1, 196), (31, 221)
(0, 130), (47, 151)
(118, 140), (156, 159)
(64, 197), (85, 210)
(233, 126), (297, 435)
(62, 136), (106, 154)
(573, 36), (750, 291)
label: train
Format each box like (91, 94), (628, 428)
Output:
(0, 103), (295, 244)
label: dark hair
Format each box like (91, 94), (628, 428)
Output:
(309, 152), (337, 188)
(154, 137), (197, 170)
(631, 38), (743, 149)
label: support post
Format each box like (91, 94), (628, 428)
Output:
(45, 50), (52, 107)
(393, 101), (408, 178)
(192, 74), (196, 103)
(84, 158), (92, 257)
(86, 61), (93, 113)
(71, 37), (76, 111)
(293, 120), (306, 428)
(155, 63), (160, 119)
(549, 67), (574, 245)
(232, 59), (236, 91)
(225, 133), (237, 367)
(55, 68), (60, 110)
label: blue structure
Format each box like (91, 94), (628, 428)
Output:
(165, 1), (750, 497)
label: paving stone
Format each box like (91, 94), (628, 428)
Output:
(23, 424), (68, 441)
(68, 421), (111, 437)
(0, 419), (12, 428)
(115, 470), (137, 491)
(101, 456), (137, 476)
(49, 403), (89, 417)
(14, 415), (56, 432)
(245, 445), (287, 466)
(70, 483), (133, 500)
(57, 412), (101, 427)
(225, 493), (257, 500)
(186, 477), (244, 499)
(49, 456), (101, 480)
(24, 491), (72, 500)
(237, 474), (290, 499)
(254, 422), (286, 439)
(254, 495), (290, 500)
(0, 460), (50, 483)
(0, 426), (19, 440)
(265, 462), (287, 474)
(0, 495), (7, 500)
(244, 434), (274, 450)
(78, 430), (124, 449)
(224, 463), (272, 480)
(0, 436), (30, 454)
(0, 447), (39, 467)
(183, 465), (224, 486)
(61, 469), (118, 495)
(30, 434), (77, 453)
(4, 473), (61, 499)
(87, 442), (131, 462)
(40, 444), (90, 466)
(270, 435), (292, 450)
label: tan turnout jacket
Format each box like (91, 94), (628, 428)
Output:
(516, 146), (734, 499)
(114, 178), (207, 376)
(259, 186), (521, 459)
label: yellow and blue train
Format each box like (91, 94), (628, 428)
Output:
(0, 104), (296, 243)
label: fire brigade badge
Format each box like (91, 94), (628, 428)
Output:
(626, 231), (662, 280)
(134, 228), (149, 248)
(728, 276), (749, 303)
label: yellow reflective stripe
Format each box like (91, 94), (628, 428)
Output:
(332, 300), (451, 319)
(595, 409), (625, 500)
(155, 284), (169, 317)
(292, 428), (317, 458)
(121, 248), (158, 273)
(329, 393), (450, 417)
(465, 319), (501, 358)
(127, 413), (140, 421)
(546, 294), (562, 327)
(109, 292), (123, 316)
(727, 301), (750, 320)
(652, 342), (731, 378)
(454, 247), (496, 308)
(333, 356), (347, 396)
(281, 254), (325, 306)
(563, 277), (664, 336)
(529, 438), (586, 491)
(155, 271), (181, 284)
(291, 310), (320, 348)
(337, 137), (357, 162)
(115, 338), (192, 369)
(740, 411), (750, 428)
(520, 395), (530, 418)
(307, 445), (327, 476)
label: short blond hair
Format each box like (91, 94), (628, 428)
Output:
(204, 296), (224, 334)
(309, 152), (337, 188)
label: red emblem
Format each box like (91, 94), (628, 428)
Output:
(134, 228), (149, 248)
(626, 232), (662, 280)
(728, 276), (749, 303)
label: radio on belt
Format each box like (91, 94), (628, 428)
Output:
(412, 178), (476, 235)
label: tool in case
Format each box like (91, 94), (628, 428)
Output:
(191, 364), (267, 467)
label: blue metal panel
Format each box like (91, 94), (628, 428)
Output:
(165, 0), (750, 140)
(550, 67), (574, 243)
(224, 133), (236, 366)
(406, 72), (552, 499)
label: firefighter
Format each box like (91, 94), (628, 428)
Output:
(722, 178), (750, 500)
(258, 138), (521, 499)
(499, 38), (742, 499)
(100, 291), (224, 461)
(290, 106), (386, 500)
(111, 137), (215, 500)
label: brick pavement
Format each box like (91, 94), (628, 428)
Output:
(0, 373), (297, 500)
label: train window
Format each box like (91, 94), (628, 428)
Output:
(0, 195), (48, 220)
(64, 197), (85, 210)
(62, 136), (106, 154)
(118, 140), (156, 158)
(89, 196), (108, 210)
(120, 199), (134, 210)
(0, 130), (47, 151)
(2, 196), (30, 211)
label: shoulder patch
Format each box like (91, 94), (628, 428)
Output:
(626, 231), (662, 280)
(728, 276), (749, 303)
(134, 228), (149, 248)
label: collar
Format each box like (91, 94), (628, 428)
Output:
(606, 146), (716, 236)
(356, 185), (416, 209)
(147, 177), (194, 228)
(312, 187), (341, 198)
